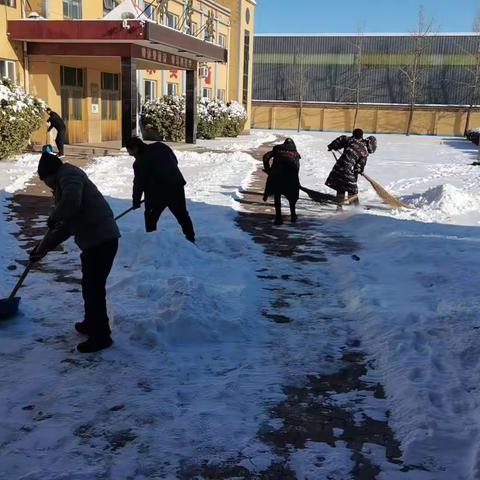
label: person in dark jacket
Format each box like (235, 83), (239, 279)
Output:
(30, 152), (120, 353)
(46, 108), (67, 158)
(325, 128), (377, 205)
(125, 137), (195, 243)
(263, 138), (301, 225)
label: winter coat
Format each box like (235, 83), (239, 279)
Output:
(132, 142), (187, 209)
(47, 111), (66, 133)
(263, 143), (301, 202)
(49, 163), (120, 251)
(325, 135), (372, 194)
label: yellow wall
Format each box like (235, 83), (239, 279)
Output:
(252, 102), (479, 137)
(1, 0), (256, 143)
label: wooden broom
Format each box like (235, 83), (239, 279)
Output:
(332, 151), (411, 209)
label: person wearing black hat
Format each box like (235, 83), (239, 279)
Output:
(262, 138), (301, 225)
(46, 108), (67, 158)
(125, 137), (195, 243)
(31, 152), (120, 353)
(325, 128), (377, 206)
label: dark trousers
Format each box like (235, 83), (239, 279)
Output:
(145, 187), (195, 241)
(274, 194), (297, 220)
(80, 238), (118, 339)
(55, 129), (66, 156)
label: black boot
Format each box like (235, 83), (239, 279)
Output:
(77, 336), (113, 353)
(75, 321), (88, 335)
(273, 216), (283, 225)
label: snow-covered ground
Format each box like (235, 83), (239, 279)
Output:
(1, 131), (480, 479)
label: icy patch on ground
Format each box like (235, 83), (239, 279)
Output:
(0, 153), (39, 192)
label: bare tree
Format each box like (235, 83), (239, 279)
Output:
(400, 6), (435, 136)
(341, 27), (366, 129)
(463, 15), (480, 135)
(288, 39), (311, 132)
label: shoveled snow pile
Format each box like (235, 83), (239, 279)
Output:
(109, 218), (260, 348)
(403, 183), (480, 217)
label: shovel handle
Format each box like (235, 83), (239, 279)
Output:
(9, 263), (32, 300)
(114, 200), (144, 221)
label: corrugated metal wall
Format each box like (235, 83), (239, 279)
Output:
(253, 35), (479, 105)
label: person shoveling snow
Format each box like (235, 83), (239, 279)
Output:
(126, 137), (196, 243)
(30, 152), (120, 353)
(325, 128), (377, 208)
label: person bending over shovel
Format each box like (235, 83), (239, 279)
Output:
(30, 152), (120, 353)
(263, 138), (301, 225)
(325, 128), (377, 207)
(126, 137), (195, 243)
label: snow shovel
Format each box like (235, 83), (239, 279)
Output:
(331, 152), (411, 209)
(0, 263), (32, 319)
(114, 200), (145, 221)
(0, 200), (146, 319)
(300, 186), (358, 205)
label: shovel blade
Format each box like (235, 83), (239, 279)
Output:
(0, 297), (21, 319)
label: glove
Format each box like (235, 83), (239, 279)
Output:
(328, 146), (333, 151)
(132, 201), (142, 210)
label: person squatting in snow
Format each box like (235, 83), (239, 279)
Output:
(30, 152), (120, 353)
(263, 138), (301, 225)
(325, 128), (377, 206)
(126, 137), (196, 243)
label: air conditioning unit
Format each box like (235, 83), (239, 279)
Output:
(199, 65), (209, 78)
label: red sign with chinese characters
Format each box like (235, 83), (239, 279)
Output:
(205, 66), (212, 85)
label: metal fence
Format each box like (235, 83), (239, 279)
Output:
(253, 34), (480, 106)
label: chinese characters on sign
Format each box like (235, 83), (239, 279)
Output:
(140, 47), (195, 69)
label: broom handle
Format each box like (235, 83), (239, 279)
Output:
(9, 263), (32, 300)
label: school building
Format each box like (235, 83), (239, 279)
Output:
(252, 34), (480, 136)
(1, 0), (255, 145)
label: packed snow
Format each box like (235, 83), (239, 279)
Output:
(1, 131), (480, 479)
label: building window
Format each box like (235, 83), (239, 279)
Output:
(217, 89), (226, 102)
(101, 72), (119, 121)
(218, 33), (227, 48)
(167, 83), (178, 96)
(63, 0), (82, 19)
(143, 1), (155, 20)
(0, 59), (16, 82)
(242, 30), (250, 106)
(202, 88), (212, 99)
(0, 0), (16, 7)
(188, 21), (197, 36)
(144, 80), (156, 102)
(166, 12), (178, 29)
(103, 0), (117, 15)
(61, 66), (84, 121)
(61, 66), (83, 88)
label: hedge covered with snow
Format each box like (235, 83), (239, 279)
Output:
(0, 79), (45, 159)
(141, 96), (247, 142)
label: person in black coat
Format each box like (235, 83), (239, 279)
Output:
(263, 138), (301, 225)
(46, 108), (67, 158)
(125, 137), (195, 243)
(325, 128), (377, 205)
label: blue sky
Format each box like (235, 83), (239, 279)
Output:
(254, 0), (479, 34)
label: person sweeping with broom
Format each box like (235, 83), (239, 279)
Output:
(262, 138), (301, 225)
(325, 128), (377, 208)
